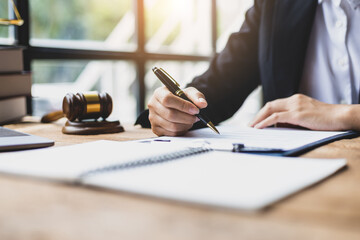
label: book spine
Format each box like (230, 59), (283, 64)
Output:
(0, 96), (27, 125)
(0, 47), (30, 116)
(0, 72), (32, 99)
(0, 48), (24, 73)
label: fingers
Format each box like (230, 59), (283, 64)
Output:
(249, 94), (326, 129)
(183, 87), (208, 109)
(250, 94), (313, 127)
(155, 87), (199, 115)
(149, 112), (195, 136)
(150, 96), (198, 124)
(249, 98), (289, 127)
(148, 86), (206, 136)
(253, 111), (297, 129)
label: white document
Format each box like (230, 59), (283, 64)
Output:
(84, 150), (345, 211)
(156, 126), (349, 151)
(0, 141), (187, 181)
(0, 140), (346, 211)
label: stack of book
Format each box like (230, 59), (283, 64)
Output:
(0, 46), (31, 125)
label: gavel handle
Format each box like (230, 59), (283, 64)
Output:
(41, 110), (65, 123)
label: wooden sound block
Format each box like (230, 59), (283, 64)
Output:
(62, 120), (124, 135)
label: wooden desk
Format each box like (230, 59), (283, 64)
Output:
(1, 118), (360, 240)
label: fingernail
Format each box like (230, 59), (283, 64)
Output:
(190, 107), (199, 115)
(198, 98), (206, 103)
(195, 117), (200, 122)
(254, 124), (261, 129)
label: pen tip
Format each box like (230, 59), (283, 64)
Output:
(207, 122), (220, 135)
(152, 67), (158, 73)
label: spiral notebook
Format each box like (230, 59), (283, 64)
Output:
(0, 140), (346, 211)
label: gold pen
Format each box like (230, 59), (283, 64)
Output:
(152, 67), (219, 134)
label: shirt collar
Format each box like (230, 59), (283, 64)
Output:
(318, 0), (341, 7)
(347, 0), (360, 9)
(318, 0), (360, 9)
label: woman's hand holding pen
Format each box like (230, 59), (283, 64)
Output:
(148, 86), (208, 136)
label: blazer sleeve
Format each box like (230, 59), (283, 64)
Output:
(187, 0), (263, 127)
(135, 0), (264, 128)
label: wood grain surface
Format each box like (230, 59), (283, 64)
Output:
(1, 117), (359, 240)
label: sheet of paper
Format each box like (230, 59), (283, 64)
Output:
(83, 151), (346, 211)
(0, 140), (189, 181)
(156, 126), (348, 151)
(0, 139), (347, 210)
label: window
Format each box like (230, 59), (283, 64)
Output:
(30, 0), (136, 51)
(216, 0), (254, 51)
(12, 0), (253, 122)
(0, 0), (15, 44)
(31, 60), (137, 122)
(145, 0), (212, 55)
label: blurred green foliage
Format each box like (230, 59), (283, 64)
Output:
(30, 0), (132, 41)
(32, 60), (87, 84)
(0, 0), (9, 37)
(30, 0), (133, 84)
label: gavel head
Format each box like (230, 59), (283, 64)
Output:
(63, 92), (113, 121)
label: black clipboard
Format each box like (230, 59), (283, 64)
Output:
(234, 131), (360, 157)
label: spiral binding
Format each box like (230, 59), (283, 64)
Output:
(79, 146), (212, 178)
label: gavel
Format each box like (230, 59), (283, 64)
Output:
(41, 91), (124, 135)
(41, 91), (113, 123)
(63, 92), (113, 121)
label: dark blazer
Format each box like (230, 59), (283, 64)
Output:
(136, 0), (318, 128)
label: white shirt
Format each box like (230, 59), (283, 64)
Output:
(299, 0), (360, 104)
